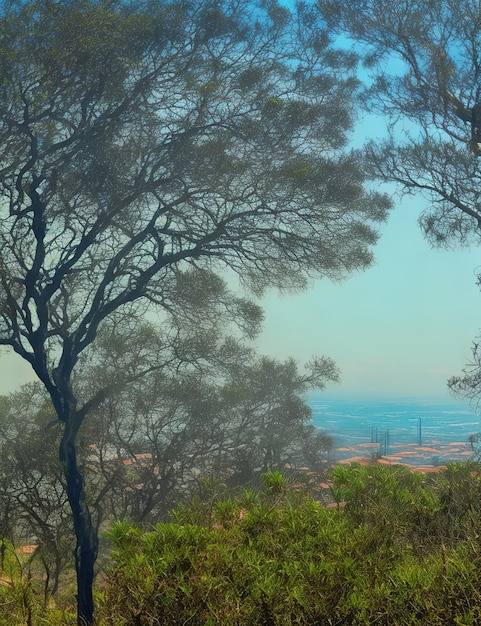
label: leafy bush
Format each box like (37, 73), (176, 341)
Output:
(0, 540), (76, 626)
(99, 465), (481, 626)
(5, 463), (481, 624)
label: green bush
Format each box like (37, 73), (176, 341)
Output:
(5, 463), (481, 624)
(99, 466), (481, 625)
(0, 540), (76, 626)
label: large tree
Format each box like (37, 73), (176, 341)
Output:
(317, 0), (481, 246)
(0, 0), (389, 622)
(0, 314), (336, 601)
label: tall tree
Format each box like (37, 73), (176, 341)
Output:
(0, 317), (336, 599)
(317, 0), (481, 246)
(0, 0), (389, 622)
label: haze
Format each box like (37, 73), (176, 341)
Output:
(2, 192), (479, 401)
(257, 193), (480, 400)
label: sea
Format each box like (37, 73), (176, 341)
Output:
(307, 396), (481, 465)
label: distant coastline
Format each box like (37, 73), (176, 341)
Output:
(308, 395), (480, 467)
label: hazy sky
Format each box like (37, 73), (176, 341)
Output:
(256, 193), (481, 400)
(250, 1), (481, 402)
(0, 3), (480, 403)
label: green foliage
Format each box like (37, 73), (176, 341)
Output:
(318, 0), (481, 247)
(330, 462), (441, 549)
(0, 540), (76, 625)
(261, 470), (286, 495)
(98, 464), (481, 625)
(5, 463), (481, 623)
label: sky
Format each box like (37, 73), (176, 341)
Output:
(2, 195), (478, 400)
(0, 2), (480, 403)
(251, 1), (481, 401)
(255, 194), (481, 400)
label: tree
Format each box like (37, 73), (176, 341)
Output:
(0, 385), (73, 603)
(449, 338), (481, 449)
(0, 0), (389, 622)
(0, 316), (336, 599)
(80, 330), (337, 522)
(317, 0), (481, 247)
(210, 355), (336, 486)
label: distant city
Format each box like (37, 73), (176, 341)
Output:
(309, 396), (480, 467)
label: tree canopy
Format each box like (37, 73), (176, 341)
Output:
(317, 0), (481, 246)
(0, 0), (390, 622)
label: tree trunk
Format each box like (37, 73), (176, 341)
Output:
(59, 421), (98, 626)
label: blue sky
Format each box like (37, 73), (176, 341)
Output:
(1, 1), (480, 403)
(256, 193), (481, 400)
(254, 110), (481, 401)
(253, 0), (481, 400)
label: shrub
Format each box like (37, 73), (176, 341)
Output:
(99, 466), (481, 625)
